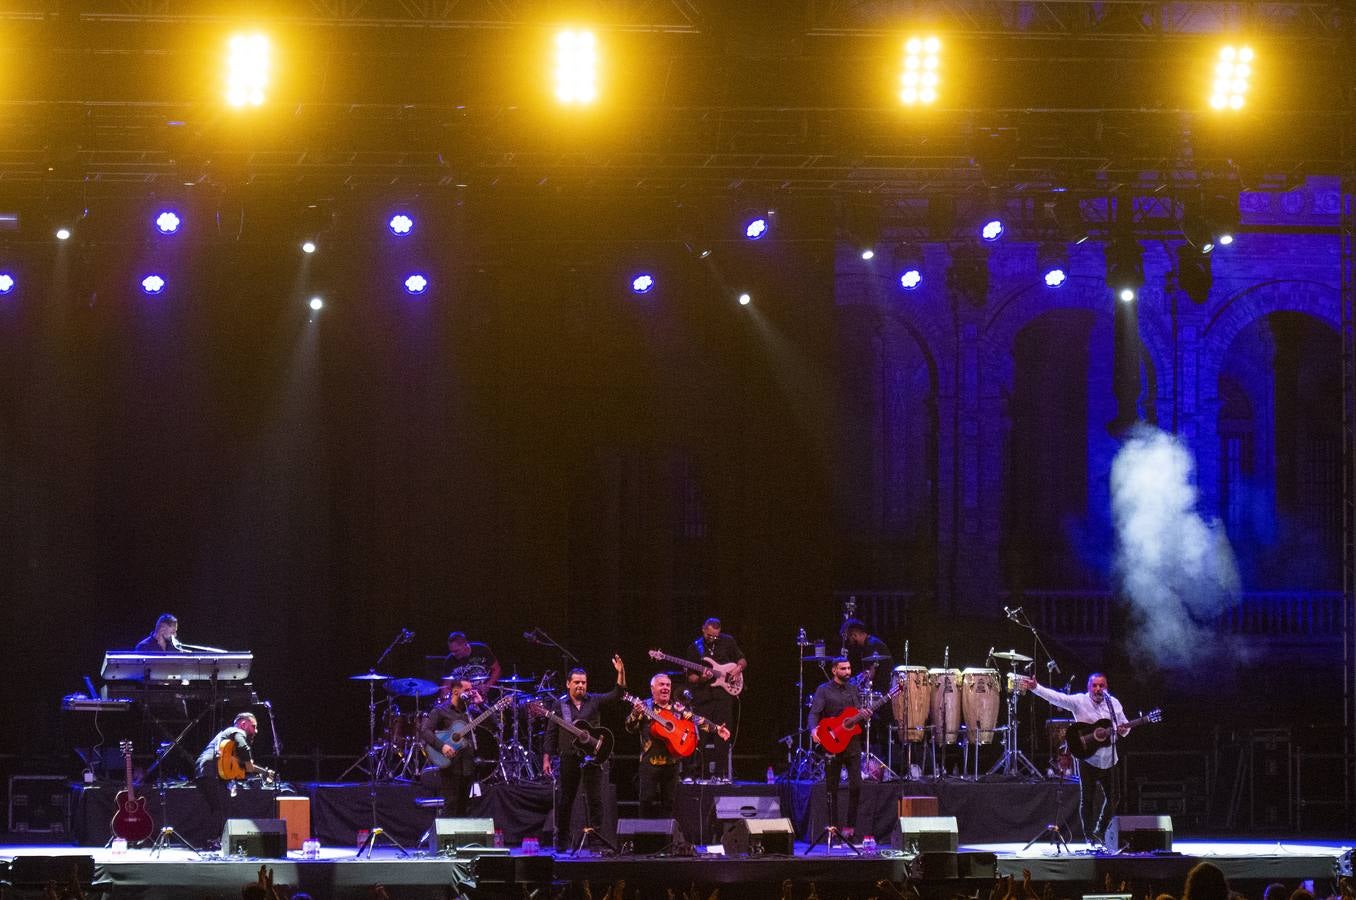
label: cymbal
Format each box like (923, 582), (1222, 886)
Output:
(862, 653), (891, 663)
(803, 654), (835, 663)
(992, 650), (1033, 663)
(349, 672), (392, 681)
(384, 677), (439, 697)
(497, 674), (537, 684)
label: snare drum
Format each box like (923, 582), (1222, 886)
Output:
(960, 668), (1000, 744)
(891, 666), (932, 743)
(382, 709), (422, 743)
(927, 668), (961, 745)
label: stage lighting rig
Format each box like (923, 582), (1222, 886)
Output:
(1037, 244), (1068, 288)
(554, 29), (599, 105)
(1106, 236), (1143, 303)
(225, 33), (271, 108)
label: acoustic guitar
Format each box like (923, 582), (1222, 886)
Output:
(424, 694), (515, 769)
(1065, 708), (1162, 759)
(527, 701), (614, 767)
(621, 693), (729, 758)
(813, 681), (903, 755)
(216, 736), (277, 782)
(110, 741), (154, 844)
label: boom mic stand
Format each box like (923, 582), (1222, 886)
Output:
(357, 628), (414, 858)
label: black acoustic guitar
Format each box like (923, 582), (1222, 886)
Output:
(527, 701), (614, 767)
(1066, 708), (1162, 759)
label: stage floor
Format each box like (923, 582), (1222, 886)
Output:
(2, 838), (1349, 899)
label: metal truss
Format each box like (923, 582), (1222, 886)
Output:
(1343, 174), (1356, 828)
(806, 0), (1348, 41)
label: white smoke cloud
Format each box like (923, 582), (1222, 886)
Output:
(1111, 425), (1242, 669)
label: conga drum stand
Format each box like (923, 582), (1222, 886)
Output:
(987, 682), (1041, 777)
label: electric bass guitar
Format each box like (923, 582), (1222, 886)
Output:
(621, 693), (728, 758)
(647, 649), (744, 697)
(217, 737), (278, 782)
(1065, 708), (1163, 759)
(425, 694), (515, 768)
(110, 741), (155, 844)
(813, 681), (903, 755)
(527, 701), (614, 767)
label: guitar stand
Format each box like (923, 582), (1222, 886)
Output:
(803, 825), (861, 856)
(573, 826), (617, 855)
(358, 827), (410, 859)
(150, 826), (201, 858)
(1021, 823), (1072, 855)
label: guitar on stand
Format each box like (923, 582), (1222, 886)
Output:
(622, 693), (730, 757)
(110, 741), (155, 844)
(813, 681), (903, 754)
(646, 650), (744, 696)
(526, 701), (614, 767)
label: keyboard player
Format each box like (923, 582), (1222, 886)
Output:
(133, 614), (189, 653)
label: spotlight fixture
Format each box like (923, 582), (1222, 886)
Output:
(744, 216), (769, 240)
(1181, 212), (1216, 254)
(899, 268), (923, 290)
(860, 247), (876, 261)
(154, 210), (181, 235)
(1037, 243), (1069, 288)
(900, 35), (941, 106)
(141, 274), (166, 295)
(737, 292), (752, 306)
(55, 227), (72, 241)
(630, 273), (655, 294)
(554, 29), (599, 105)
(309, 296), (324, 311)
(389, 214), (414, 236)
(301, 240), (317, 255)
(1210, 44), (1253, 111)
(1106, 236), (1144, 303)
(0, 273), (14, 294)
(225, 32), (271, 108)
(404, 274), (429, 295)
(980, 219), (1004, 242)
(1176, 242), (1213, 305)
(1217, 233), (1234, 247)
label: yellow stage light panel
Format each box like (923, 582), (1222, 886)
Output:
(225, 32), (271, 108)
(1209, 44), (1252, 111)
(901, 36), (941, 106)
(554, 28), (598, 105)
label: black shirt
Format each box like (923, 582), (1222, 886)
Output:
(195, 725), (252, 778)
(418, 699), (475, 748)
(134, 635), (188, 653)
(442, 642), (497, 679)
(846, 635), (893, 690)
(808, 680), (863, 734)
(544, 685), (622, 758)
(686, 633), (744, 667)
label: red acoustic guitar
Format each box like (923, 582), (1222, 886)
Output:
(110, 740), (154, 844)
(813, 681), (902, 755)
(622, 693), (705, 757)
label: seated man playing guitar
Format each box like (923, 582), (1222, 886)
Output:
(194, 712), (275, 839)
(418, 675), (484, 817)
(625, 673), (730, 818)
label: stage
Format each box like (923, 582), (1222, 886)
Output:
(1, 839), (1348, 899)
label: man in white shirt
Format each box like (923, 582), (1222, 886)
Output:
(1018, 672), (1128, 847)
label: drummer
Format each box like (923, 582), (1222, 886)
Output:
(841, 619), (893, 691)
(441, 631), (501, 687)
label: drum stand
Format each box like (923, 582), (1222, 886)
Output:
(986, 686), (1042, 778)
(804, 825), (861, 855)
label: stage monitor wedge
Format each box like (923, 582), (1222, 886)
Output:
(616, 818), (681, 854)
(429, 817), (504, 857)
(222, 819), (287, 858)
(894, 815), (959, 853)
(1105, 815), (1172, 852)
(721, 817), (795, 856)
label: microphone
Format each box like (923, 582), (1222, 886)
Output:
(986, 646), (995, 662)
(523, 630), (540, 645)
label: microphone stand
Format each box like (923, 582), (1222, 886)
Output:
(525, 627), (580, 680)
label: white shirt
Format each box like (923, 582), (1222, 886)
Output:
(1031, 683), (1126, 769)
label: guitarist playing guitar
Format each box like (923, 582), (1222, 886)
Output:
(417, 674), (486, 817)
(194, 712), (268, 838)
(683, 617), (746, 780)
(625, 673), (731, 817)
(1019, 673), (1155, 848)
(808, 658), (866, 839)
(542, 654), (627, 852)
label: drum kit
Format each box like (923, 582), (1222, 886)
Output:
(343, 669), (557, 785)
(788, 629), (1046, 781)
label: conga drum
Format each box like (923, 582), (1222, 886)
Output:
(927, 668), (961, 745)
(891, 666), (932, 743)
(960, 667), (1000, 744)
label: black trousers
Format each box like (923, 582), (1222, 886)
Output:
(638, 760), (680, 818)
(1078, 760), (1120, 842)
(194, 774), (231, 840)
(555, 756), (604, 847)
(436, 754), (474, 817)
(824, 744), (862, 831)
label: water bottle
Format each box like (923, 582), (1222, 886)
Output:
(766, 766), (776, 784)
(493, 829), (504, 848)
(862, 835), (877, 852)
